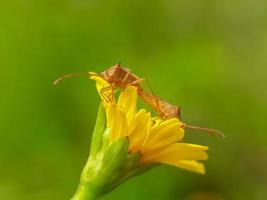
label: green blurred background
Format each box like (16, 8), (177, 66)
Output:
(1, 0), (267, 199)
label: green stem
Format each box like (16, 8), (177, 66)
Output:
(71, 105), (107, 200)
(71, 183), (97, 200)
(71, 157), (106, 200)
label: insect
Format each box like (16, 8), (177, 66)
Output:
(54, 63), (224, 137)
(138, 89), (225, 138)
(138, 89), (181, 119)
(54, 63), (145, 102)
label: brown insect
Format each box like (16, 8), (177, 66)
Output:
(138, 89), (181, 119)
(54, 63), (145, 102)
(54, 63), (224, 137)
(138, 90), (225, 138)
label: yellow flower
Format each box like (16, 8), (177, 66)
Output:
(90, 75), (208, 174)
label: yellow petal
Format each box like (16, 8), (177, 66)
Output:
(89, 72), (110, 92)
(128, 109), (151, 153)
(118, 86), (137, 124)
(142, 143), (208, 163)
(141, 118), (184, 153)
(173, 160), (206, 174)
(106, 105), (128, 142)
(185, 144), (209, 151)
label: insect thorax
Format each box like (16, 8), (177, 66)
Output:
(101, 65), (139, 87)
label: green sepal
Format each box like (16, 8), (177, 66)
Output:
(89, 104), (106, 159)
(101, 152), (141, 195)
(101, 137), (129, 175)
(72, 138), (130, 200)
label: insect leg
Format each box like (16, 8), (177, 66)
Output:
(100, 89), (111, 103)
(136, 79), (165, 118)
(128, 78), (145, 86)
(99, 91), (110, 103)
(121, 71), (130, 85)
(142, 79), (156, 97)
(100, 85), (117, 105)
(142, 79), (166, 117)
(100, 85), (115, 104)
(183, 124), (225, 138)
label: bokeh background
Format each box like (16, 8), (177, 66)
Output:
(1, 0), (267, 200)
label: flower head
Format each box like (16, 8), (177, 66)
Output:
(71, 74), (210, 200)
(90, 74), (208, 174)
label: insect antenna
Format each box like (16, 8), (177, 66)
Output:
(183, 124), (225, 138)
(53, 72), (92, 86)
